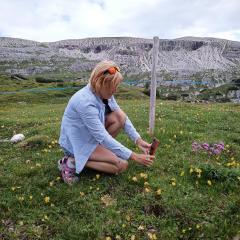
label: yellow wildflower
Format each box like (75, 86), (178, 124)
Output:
(18, 196), (24, 202)
(145, 187), (151, 193)
(180, 171), (185, 176)
(144, 181), (150, 186)
(156, 188), (162, 195)
(131, 235), (136, 240)
(80, 192), (85, 196)
(195, 168), (202, 174)
(132, 176), (138, 182)
(18, 221), (24, 226)
(138, 225), (145, 230)
(207, 180), (212, 186)
(171, 178), (176, 186)
(96, 174), (100, 179)
(140, 173), (148, 179)
(44, 196), (50, 203)
(42, 215), (49, 221)
(147, 232), (157, 240)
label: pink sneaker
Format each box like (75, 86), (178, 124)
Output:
(58, 157), (79, 185)
(57, 157), (68, 171)
(61, 164), (79, 185)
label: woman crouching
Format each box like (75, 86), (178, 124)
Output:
(58, 60), (155, 184)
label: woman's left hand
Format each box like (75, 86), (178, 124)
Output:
(136, 138), (151, 154)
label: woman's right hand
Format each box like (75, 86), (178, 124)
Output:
(130, 152), (155, 167)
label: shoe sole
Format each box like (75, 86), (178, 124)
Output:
(57, 159), (65, 171)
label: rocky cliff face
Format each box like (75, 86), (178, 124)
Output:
(0, 36), (240, 83)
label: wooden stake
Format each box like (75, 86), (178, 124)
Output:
(149, 36), (159, 135)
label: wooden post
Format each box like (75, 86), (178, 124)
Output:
(149, 36), (159, 135)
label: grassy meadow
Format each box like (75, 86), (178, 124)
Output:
(0, 76), (240, 239)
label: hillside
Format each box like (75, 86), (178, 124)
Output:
(1, 36), (240, 85)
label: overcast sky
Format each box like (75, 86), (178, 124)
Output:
(0, 0), (240, 42)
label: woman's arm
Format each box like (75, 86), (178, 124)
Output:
(111, 97), (151, 153)
(75, 101), (132, 160)
(110, 96), (141, 143)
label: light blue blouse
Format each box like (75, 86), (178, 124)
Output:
(59, 83), (141, 173)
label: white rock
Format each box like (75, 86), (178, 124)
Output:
(10, 134), (25, 143)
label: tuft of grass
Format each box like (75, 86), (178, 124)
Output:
(17, 135), (51, 149)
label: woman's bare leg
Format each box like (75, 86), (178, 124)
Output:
(83, 110), (128, 174)
(105, 110), (126, 137)
(85, 145), (128, 174)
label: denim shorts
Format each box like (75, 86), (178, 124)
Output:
(61, 147), (74, 158)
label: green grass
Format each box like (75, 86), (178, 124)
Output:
(0, 77), (240, 239)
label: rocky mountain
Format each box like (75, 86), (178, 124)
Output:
(0, 36), (240, 85)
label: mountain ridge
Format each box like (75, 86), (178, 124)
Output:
(0, 36), (240, 84)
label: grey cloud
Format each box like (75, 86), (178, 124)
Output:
(0, 0), (239, 41)
(112, 0), (240, 40)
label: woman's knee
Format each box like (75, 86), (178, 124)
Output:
(115, 110), (126, 128)
(105, 110), (126, 130)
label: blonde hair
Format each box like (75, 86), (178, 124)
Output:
(89, 60), (123, 95)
